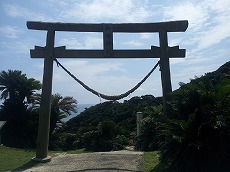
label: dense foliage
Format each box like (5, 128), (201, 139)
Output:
(79, 120), (128, 151)
(30, 93), (77, 134)
(52, 61), (230, 158)
(135, 105), (165, 151)
(53, 95), (162, 151)
(0, 70), (77, 148)
(0, 70), (41, 148)
(159, 61), (230, 171)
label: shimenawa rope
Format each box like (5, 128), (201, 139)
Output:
(53, 58), (159, 101)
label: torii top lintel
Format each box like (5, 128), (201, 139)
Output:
(28, 20), (188, 59)
(27, 20), (188, 32)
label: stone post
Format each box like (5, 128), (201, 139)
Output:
(136, 112), (143, 137)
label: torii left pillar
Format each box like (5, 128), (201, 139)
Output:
(32, 29), (55, 162)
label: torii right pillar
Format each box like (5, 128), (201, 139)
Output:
(159, 31), (172, 111)
(151, 21), (188, 114)
(151, 21), (189, 114)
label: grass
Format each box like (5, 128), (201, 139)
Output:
(144, 151), (165, 172)
(0, 145), (164, 172)
(0, 145), (88, 172)
(0, 145), (37, 172)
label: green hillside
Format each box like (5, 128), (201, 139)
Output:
(53, 61), (229, 154)
(53, 95), (163, 151)
(63, 61), (229, 130)
(65, 95), (162, 133)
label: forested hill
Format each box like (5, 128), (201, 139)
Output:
(199, 61), (229, 83)
(60, 61), (229, 134)
(62, 95), (163, 134)
(177, 60), (229, 84)
(63, 61), (230, 130)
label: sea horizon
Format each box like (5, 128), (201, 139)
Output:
(62, 104), (95, 122)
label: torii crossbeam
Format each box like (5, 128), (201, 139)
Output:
(27, 20), (188, 161)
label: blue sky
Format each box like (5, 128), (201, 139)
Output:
(0, 0), (229, 104)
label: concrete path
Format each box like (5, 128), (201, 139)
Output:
(20, 150), (143, 172)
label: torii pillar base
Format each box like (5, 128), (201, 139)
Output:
(32, 156), (51, 163)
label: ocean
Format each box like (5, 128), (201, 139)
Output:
(62, 104), (94, 122)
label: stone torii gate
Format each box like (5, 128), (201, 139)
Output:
(27, 20), (188, 161)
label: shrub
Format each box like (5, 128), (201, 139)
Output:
(135, 116), (159, 151)
(80, 120), (128, 151)
(159, 79), (230, 171)
(135, 105), (164, 151)
(62, 133), (77, 151)
(49, 132), (63, 150)
(49, 133), (77, 151)
(113, 135), (129, 150)
(1, 109), (38, 149)
(81, 130), (102, 151)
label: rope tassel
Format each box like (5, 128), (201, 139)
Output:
(54, 58), (159, 101)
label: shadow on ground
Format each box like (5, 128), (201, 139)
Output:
(12, 160), (41, 172)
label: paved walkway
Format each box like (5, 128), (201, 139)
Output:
(21, 150), (143, 172)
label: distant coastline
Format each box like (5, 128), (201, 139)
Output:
(62, 104), (94, 122)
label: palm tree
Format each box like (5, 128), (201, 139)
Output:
(0, 70), (41, 121)
(50, 93), (77, 133)
(159, 77), (230, 171)
(30, 93), (78, 133)
(0, 70), (41, 147)
(0, 70), (41, 103)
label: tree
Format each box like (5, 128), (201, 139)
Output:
(80, 120), (128, 152)
(50, 93), (78, 133)
(30, 93), (78, 133)
(0, 70), (41, 104)
(0, 70), (41, 121)
(159, 77), (230, 171)
(0, 70), (41, 148)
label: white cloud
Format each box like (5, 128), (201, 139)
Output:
(162, 0), (230, 52)
(54, 60), (126, 79)
(57, 36), (103, 49)
(0, 25), (21, 38)
(3, 4), (53, 21)
(46, 0), (69, 7)
(140, 33), (153, 39)
(14, 41), (31, 53)
(196, 22), (230, 50)
(3, 1), (148, 23)
(58, 0), (151, 22)
(170, 58), (186, 65)
(163, 2), (209, 31)
(195, 10), (230, 50)
(168, 38), (183, 47)
(0, 39), (32, 54)
(204, 0), (230, 12)
(122, 40), (144, 47)
(3, 4), (25, 18)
